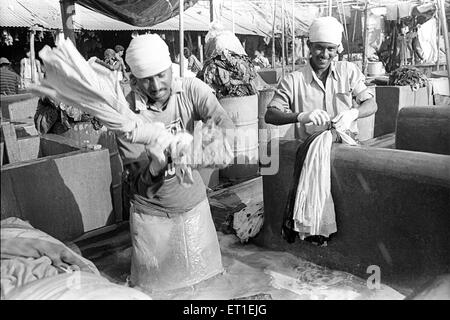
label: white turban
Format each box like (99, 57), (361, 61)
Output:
(308, 17), (344, 52)
(125, 34), (172, 78)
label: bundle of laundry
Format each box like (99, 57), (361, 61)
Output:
(1, 217), (150, 300)
(388, 66), (428, 91)
(199, 50), (258, 99)
(29, 36), (233, 185)
(282, 126), (358, 245)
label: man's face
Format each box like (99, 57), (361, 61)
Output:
(136, 66), (173, 103)
(308, 42), (338, 71)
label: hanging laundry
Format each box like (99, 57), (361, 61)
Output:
(282, 127), (357, 244)
(417, 18), (438, 63)
(292, 130), (336, 239)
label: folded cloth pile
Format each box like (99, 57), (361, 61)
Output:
(1, 217), (151, 300)
(1, 217), (98, 299)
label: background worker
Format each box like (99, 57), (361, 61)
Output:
(265, 16), (377, 141)
(20, 50), (42, 89)
(114, 44), (129, 82)
(0, 57), (20, 95)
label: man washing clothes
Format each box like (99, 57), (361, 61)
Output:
(116, 34), (235, 291)
(265, 17), (377, 246)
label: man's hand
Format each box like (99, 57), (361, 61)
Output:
(332, 109), (359, 131)
(145, 144), (168, 176)
(297, 109), (331, 126)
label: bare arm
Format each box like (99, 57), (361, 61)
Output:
(356, 97), (377, 118)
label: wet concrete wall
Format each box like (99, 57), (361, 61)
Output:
(1, 134), (114, 241)
(255, 139), (450, 282)
(396, 106), (450, 155)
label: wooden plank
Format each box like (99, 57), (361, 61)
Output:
(17, 136), (40, 161)
(362, 133), (395, 148)
(1, 123), (21, 163)
(0, 142), (4, 166)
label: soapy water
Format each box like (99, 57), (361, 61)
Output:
(98, 232), (404, 300)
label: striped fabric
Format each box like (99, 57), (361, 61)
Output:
(0, 67), (20, 95)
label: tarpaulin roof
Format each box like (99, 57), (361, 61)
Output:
(76, 0), (198, 27)
(0, 0), (153, 30)
(148, 0), (323, 36)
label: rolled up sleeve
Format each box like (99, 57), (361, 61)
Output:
(348, 62), (375, 104)
(269, 74), (295, 113)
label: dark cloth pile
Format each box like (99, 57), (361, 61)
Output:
(34, 97), (102, 135)
(388, 66), (428, 91)
(197, 50), (258, 99)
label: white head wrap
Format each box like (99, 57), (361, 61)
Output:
(308, 17), (344, 52)
(125, 34), (172, 78)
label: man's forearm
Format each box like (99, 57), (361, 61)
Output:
(356, 97), (377, 118)
(265, 107), (299, 125)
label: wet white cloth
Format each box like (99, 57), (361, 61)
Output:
(308, 17), (344, 52)
(204, 22), (247, 58)
(292, 131), (337, 238)
(6, 271), (151, 300)
(31, 36), (141, 133)
(125, 34), (172, 78)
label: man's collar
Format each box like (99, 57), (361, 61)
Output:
(306, 60), (338, 84)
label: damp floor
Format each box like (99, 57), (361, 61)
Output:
(75, 177), (407, 300)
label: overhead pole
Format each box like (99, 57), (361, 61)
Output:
(281, 0), (285, 77)
(210, 0), (214, 22)
(231, 0), (235, 34)
(436, 4), (440, 70)
(436, 0), (450, 91)
(351, 7), (358, 61)
(29, 28), (36, 84)
(179, 0), (184, 77)
(198, 35), (203, 63)
(362, 0), (369, 75)
(292, 0), (295, 72)
(272, 0), (277, 68)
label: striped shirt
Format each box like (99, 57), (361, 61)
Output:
(0, 67), (20, 95)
